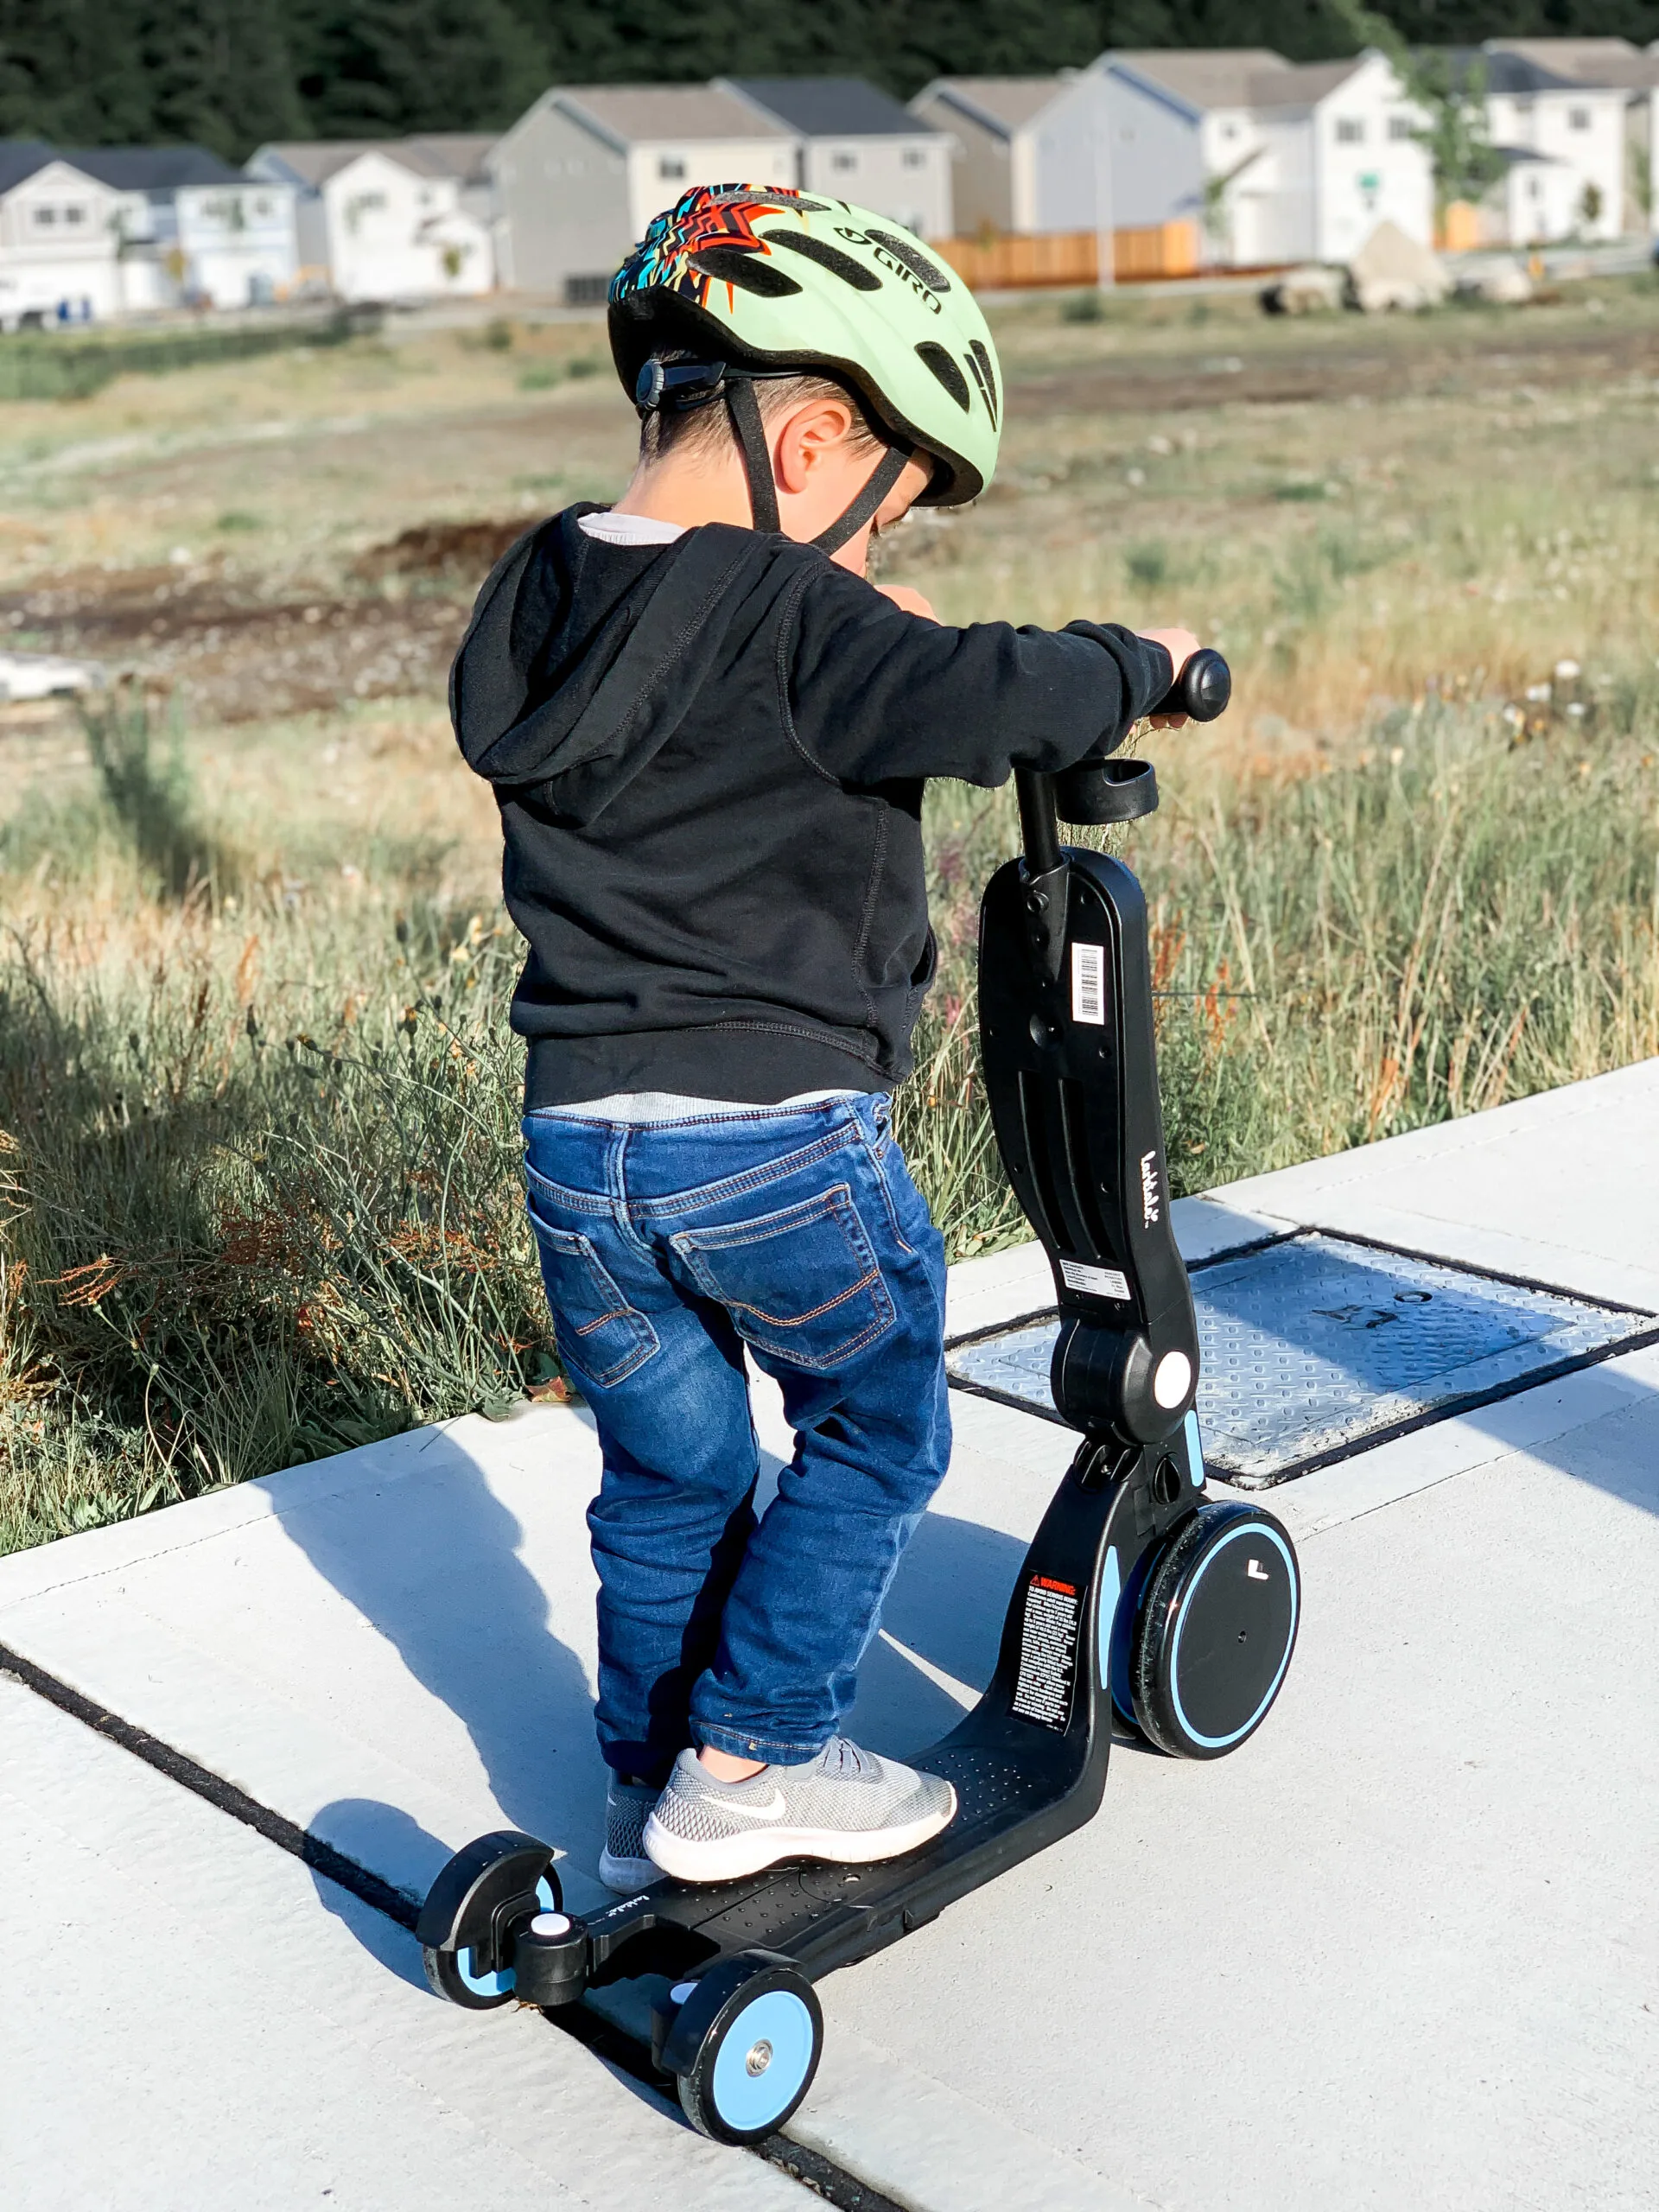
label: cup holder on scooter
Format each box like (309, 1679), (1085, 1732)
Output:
(1054, 755), (1159, 826)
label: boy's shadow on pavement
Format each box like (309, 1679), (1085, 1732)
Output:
(283, 1414), (1028, 1976)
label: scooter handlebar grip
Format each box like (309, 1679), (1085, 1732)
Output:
(1154, 647), (1231, 723)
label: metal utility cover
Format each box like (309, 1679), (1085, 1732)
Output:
(945, 1232), (1652, 1485)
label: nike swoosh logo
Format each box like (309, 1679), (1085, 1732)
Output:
(701, 1789), (787, 1822)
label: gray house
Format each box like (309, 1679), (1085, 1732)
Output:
(717, 78), (953, 235)
(908, 76), (1111, 238)
(490, 84), (796, 302)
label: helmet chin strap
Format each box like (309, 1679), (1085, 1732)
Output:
(723, 377), (912, 554)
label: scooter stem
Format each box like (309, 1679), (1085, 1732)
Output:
(1014, 766), (1068, 984)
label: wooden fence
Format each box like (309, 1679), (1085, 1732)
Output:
(935, 222), (1201, 291)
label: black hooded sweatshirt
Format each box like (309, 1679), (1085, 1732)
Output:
(450, 505), (1174, 1110)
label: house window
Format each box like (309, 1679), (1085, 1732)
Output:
(658, 156), (685, 181)
(831, 149), (857, 171)
(1388, 114), (1414, 141)
(1568, 107), (1590, 131)
(64, 204), (86, 225)
(357, 191), (387, 213)
(902, 148), (925, 168)
(254, 195), (271, 216)
(1335, 118), (1364, 144)
(32, 205), (58, 226)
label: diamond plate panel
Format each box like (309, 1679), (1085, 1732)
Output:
(945, 1233), (1644, 1484)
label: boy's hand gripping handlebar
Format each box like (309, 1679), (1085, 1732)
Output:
(1154, 645), (1230, 723)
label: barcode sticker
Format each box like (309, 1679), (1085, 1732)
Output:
(1059, 1257), (1132, 1302)
(1071, 942), (1106, 1026)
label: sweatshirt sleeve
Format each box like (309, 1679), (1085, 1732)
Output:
(784, 561), (1174, 788)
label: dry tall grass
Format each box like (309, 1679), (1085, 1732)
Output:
(3, 281), (1657, 1549)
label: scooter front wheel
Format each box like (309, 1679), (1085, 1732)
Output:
(1131, 1502), (1300, 1758)
(417, 1829), (562, 2009)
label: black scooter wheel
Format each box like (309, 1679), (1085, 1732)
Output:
(1131, 1502), (1300, 1759)
(667, 1953), (823, 2145)
(418, 1832), (562, 2010)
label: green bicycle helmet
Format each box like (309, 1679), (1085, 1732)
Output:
(608, 183), (1002, 551)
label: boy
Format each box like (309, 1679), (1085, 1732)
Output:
(452, 187), (1198, 1891)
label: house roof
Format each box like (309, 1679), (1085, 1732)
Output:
(911, 78), (1069, 136)
(0, 140), (59, 194)
(1487, 38), (1659, 92)
(1107, 50), (1290, 113)
(1434, 48), (1583, 98)
(552, 83), (794, 149)
(1253, 57), (1368, 108)
(1108, 49), (1369, 113)
(253, 139), (461, 188)
(401, 133), (498, 182)
(724, 76), (934, 138)
(63, 144), (243, 191)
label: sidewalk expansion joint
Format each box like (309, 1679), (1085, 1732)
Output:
(0, 1637), (906, 2212)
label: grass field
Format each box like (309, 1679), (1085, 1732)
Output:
(3, 280), (1657, 1551)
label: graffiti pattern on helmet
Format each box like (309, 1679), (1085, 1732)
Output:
(610, 183), (803, 308)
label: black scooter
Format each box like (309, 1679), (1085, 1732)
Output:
(417, 652), (1300, 2143)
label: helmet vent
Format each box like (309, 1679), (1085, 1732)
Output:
(690, 247), (803, 298)
(915, 341), (972, 412)
(966, 340), (999, 429)
(760, 229), (882, 290)
(866, 230), (952, 293)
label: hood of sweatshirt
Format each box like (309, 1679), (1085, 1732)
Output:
(449, 505), (774, 828)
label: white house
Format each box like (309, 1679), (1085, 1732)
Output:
(1097, 49), (1433, 266)
(0, 141), (296, 324)
(490, 83), (797, 302)
(247, 139), (494, 302)
(717, 78), (952, 237)
(1481, 41), (1654, 236)
(907, 76), (1112, 238)
(69, 146), (298, 309)
(0, 143), (123, 327)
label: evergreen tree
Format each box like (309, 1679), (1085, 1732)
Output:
(287, 0), (547, 137)
(0, 0), (152, 144)
(132, 0), (306, 159)
(2, 0), (1657, 160)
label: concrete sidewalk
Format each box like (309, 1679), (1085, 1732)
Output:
(3, 1062), (1657, 2210)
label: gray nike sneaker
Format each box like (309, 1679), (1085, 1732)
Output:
(642, 1737), (957, 1884)
(599, 1776), (662, 1892)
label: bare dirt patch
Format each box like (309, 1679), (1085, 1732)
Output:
(1, 558), (486, 722)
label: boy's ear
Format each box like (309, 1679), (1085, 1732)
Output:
(773, 395), (861, 495)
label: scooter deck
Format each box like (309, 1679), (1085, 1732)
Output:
(567, 1435), (1204, 2053)
(575, 1733), (1097, 2051)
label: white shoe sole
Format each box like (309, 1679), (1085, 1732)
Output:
(599, 1848), (660, 1893)
(641, 1783), (957, 1885)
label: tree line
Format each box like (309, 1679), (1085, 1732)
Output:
(2, 0), (1655, 165)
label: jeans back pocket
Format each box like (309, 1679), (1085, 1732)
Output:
(527, 1211), (658, 1388)
(670, 1183), (894, 1375)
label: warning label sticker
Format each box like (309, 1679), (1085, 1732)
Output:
(1071, 942), (1106, 1026)
(1011, 1574), (1081, 1732)
(1059, 1256), (1132, 1302)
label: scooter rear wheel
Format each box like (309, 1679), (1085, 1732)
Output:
(669, 1953), (823, 2144)
(1131, 1502), (1299, 1758)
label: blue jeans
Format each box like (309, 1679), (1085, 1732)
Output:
(522, 1094), (951, 1781)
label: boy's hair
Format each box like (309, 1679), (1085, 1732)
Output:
(639, 355), (884, 469)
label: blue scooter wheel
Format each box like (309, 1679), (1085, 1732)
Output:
(1131, 1502), (1300, 1758)
(668, 1953), (823, 2144)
